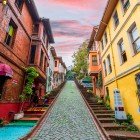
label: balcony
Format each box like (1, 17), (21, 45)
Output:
(88, 51), (101, 77)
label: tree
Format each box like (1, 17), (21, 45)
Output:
(72, 41), (88, 80)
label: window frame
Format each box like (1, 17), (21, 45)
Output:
(118, 39), (127, 64)
(121, 0), (130, 13)
(29, 45), (36, 64)
(4, 19), (17, 47)
(104, 32), (108, 45)
(92, 55), (98, 66)
(129, 24), (140, 55)
(55, 61), (57, 67)
(101, 39), (104, 51)
(103, 60), (107, 76)
(15, 0), (24, 12)
(39, 49), (44, 68)
(107, 55), (112, 74)
(113, 11), (119, 28)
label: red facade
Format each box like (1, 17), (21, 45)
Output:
(0, 1), (54, 122)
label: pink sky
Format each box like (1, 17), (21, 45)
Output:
(34, 0), (107, 66)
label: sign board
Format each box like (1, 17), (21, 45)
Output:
(114, 89), (127, 120)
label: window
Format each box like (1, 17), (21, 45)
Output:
(121, 0), (130, 12)
(107, 55), (112, 74)
(104, 32), (108, 45)
(118, 40), (127, 63)
(33, 24), (39, 34)
(92, 55), (98, 66)
(43, 29), (46, 43)
(135, 73), (140, 102)
(113, 11), (119, 28)
(15, 0), (24, 11)
(39, 50), (44, 67)
(5, 19), (17, 47)
(101, 39), (104, 50)
(29, 45), (36, 64)
(44, 57), (47, 72)
(55, 61), (57, 67)
(103, 60), (107, 76)
(129, 25), (140, 54)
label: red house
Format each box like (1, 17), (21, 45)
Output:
(0, 0), (54, 122)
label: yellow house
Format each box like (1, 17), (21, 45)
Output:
(95, 0), (140, 128)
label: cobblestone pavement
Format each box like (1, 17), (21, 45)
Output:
(31, 81), (103, 140)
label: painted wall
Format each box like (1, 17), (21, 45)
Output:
(99, 0), (140, 127)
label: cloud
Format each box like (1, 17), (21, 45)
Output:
(51, 20), (92, 38)
(34, 0), (108, 66)
(49, 0), (107, 11)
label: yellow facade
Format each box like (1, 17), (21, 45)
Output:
(97, 0), (140, 128)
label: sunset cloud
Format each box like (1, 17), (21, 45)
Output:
(51, 20), (92, 38)
(34, 0), (108, 66)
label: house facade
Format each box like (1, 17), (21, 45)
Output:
(46, 46), (56, 92)
(0, 0), (54, 122)
(88, 26), (103, 97)
(95, 0), (140, 128)
(54, 56), (66, 88)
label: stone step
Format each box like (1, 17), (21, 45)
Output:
(94, 110), (114, 114)
(107, 130), (140, 140)
(24, 110), (45, 114)
(99, 118), (115, 123)
(20, 117), (39, 121)
(102, 123), (127, 131)
(24, 114), (42, 118)
(95, 114), (115, 118)
(27, 107), (48, 111)
(89, 104), (105, 107)
(91, 107), (108, 110)
(88, 103), (101, 106)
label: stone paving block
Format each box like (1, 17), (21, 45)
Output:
(31, 81), (103, 140)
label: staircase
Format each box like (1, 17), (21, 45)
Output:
(75, 80), (140, 140)
(87, 98), (140, 140)
(20, 107), (47, 121)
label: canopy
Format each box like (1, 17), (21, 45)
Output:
(82, 76), (92, 83)
(0, 63), (13, 78)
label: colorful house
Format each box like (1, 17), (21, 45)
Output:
(54, 57), (66, 88)
(46, 46), (57, 92)
(88, 26), (103, 97)
(0, 0), (54, 122)
(95, 0), (140, 128)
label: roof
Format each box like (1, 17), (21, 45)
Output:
(25, 0), (40, 21)
(88, 26), (98, 49)
(25, 1), (54, 43)
(95, 0), (119, 41)
(42, 18), (55, 44)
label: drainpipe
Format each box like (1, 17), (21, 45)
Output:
(101, 21), (118, 88)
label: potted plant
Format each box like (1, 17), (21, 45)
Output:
(14, 67), (39, 120)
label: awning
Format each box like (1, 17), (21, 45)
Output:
(0, 63), (13, 78)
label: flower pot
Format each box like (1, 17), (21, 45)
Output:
(14, 112), (24, 120)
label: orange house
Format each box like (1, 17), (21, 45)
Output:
(88, 26), (104, 97)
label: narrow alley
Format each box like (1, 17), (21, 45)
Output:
(30, 81), (103, 140)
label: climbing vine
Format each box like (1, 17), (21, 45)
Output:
(20, 67), (39, 102)
(96, 72), (103, 88)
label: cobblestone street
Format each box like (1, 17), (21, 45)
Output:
(32, 81), (103, 140)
